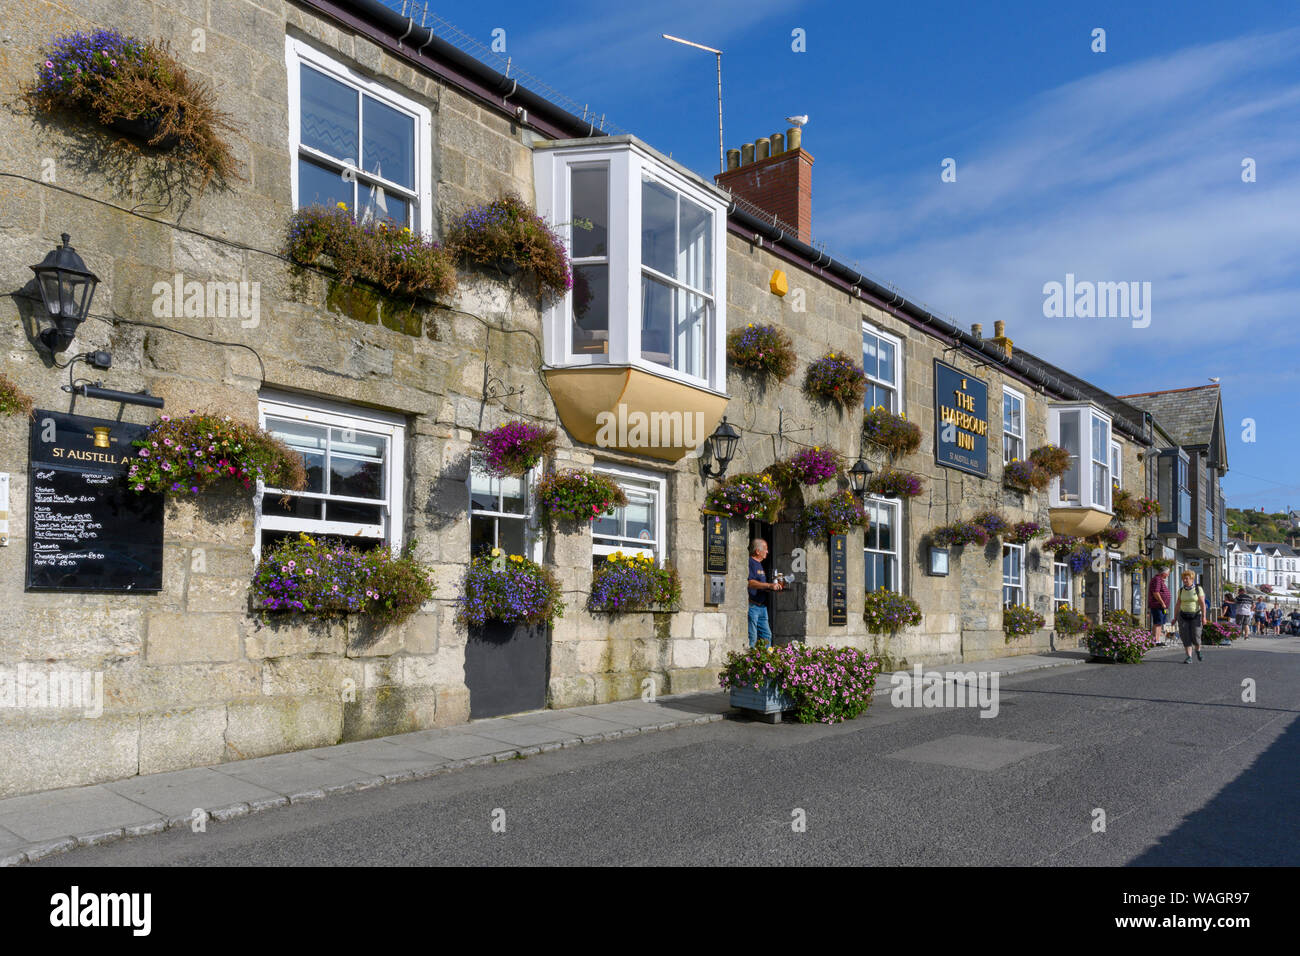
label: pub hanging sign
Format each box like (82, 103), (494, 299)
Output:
(27, 410), (163, 592)
(934, 359), (989, 477)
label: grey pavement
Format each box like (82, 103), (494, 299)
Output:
(0, 686), (732, 865)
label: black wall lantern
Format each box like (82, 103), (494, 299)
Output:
(1144, 532), (1160, 556)
(30, 233), (99, 353)
(700, 416), (740, 480)
(849, 458), (873, 496)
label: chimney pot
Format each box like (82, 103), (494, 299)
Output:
(740, 142), (755, 165)
(726, 148), (741, 170)
(755, 137), (771, 161)
(786, 126), (801, 150)
(771, 132), (785, 154)
(971, 323), (983, 339)
(994, 320), (1006, 337)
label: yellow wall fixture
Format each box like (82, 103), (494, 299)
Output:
(769, 270), (788, 297)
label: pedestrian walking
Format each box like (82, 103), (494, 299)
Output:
(1148, 567), (1171, 645)
(746, 539), (784, 647)
(1235, 589), (1252, 635)
(1176, 571), (1206, 663)
(1254, 598), (1268, 636)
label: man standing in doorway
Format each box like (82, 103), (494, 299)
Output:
(748, 539), (784, 647)
(1149, 567), (1170, 646)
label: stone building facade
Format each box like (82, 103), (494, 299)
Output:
(1, 0), (1156, 798)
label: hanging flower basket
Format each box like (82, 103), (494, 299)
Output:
(1044, 534), (1095, 573)
(703, 473), (783, 521)
(973, 510), (1010, 539)
(1029, 444), (1072, 478)
(863, 406), (922, 456)
(1091, 525), (1128, 548)
(25, 29), (238, 189)
(932, 520), (989, 548)
(766, 447), (840, 493)
(475, 421), (557, 478)
(1004, 458), (1050, 492)
(726, 323), (797, 381)
(1113, 488), (1161, 522)
(444, 194), (572, 303)
(803, 352), (868, 409)
(865, 467), (925, 499)
(128, 411), (305, 496)
(794, 490), (868, 540)
(1005, 521), (1047, 545)
(536, 468), (627, 524)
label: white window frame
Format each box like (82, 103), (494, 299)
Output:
(591, 464), (667, 565)
(1002, 543), (1025, 607)
(533, 140), (729, 393)
(1110, 441), (1121, 490)
(1107, 557), (1122, 611)
(1049, 403), (1114, 512)
(1002, 384), (1025, 465)
(862, 321), (904, 415)
(256, 390), (406, 558)
(286, 36), (433, 237)
(1053, 561), (1072, 609)
(863, 496), (901, 593)
(468, 464), (542, 563)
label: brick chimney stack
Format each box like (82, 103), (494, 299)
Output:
(715, 125), (814, 243)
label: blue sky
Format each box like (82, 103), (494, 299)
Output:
(395, 2), (1299, 509)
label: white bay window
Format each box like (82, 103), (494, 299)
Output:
(1049, 404), (1114, 513)
(534, 139), (728, 392)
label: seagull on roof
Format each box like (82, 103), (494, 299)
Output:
(785, 115), (808, 127)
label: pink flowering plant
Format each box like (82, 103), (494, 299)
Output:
(932, 520), (988, 548)
(456, 549), (564, 627)
(1003, 603), (1045, 640)
(286, 204), (457, 300)
(719, 641), (882, 724)
(252, 534), (435, 626)
(1202, 620), (1240, 645)
(1087, 622), (1160, 663)
(1092, 525), (1128, 548)
(803, 352), (868, 408)
(445, 194), (571, 302)
(1113, 489), (1161, 522)
(129, 411), (305, 496)
(1003, 458), (1046, 492)
(476, 421), (557, 478)
(1006, 521), (1047, 545)
(863, 588), (923, 634)
(795, 490), (868, 540)
(865, 467), (925, 498)
(863, 406), (922, 456)
(535, 469), (627, 524)
(703, 473), (782, 521)
(784, 446), (841, 487)
(588, 551), (682, 613)
(726, 323), (797, 381)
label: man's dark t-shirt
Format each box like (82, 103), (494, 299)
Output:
(748, 556), (766, 604)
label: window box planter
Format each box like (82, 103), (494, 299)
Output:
(728, 682), (795, 723)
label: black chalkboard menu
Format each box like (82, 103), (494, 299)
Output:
(829, 533), (847, 625)
(27, 409), (163, 591)
(704, 514), (727, 574)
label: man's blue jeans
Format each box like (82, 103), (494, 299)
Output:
(748, 603), (772, 647)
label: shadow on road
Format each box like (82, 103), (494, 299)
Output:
(1128, 714), (1300, 866)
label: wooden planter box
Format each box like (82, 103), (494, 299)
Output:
(730, 682), (794, 724)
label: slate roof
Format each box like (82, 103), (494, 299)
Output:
(1116, 385), (1221, 448)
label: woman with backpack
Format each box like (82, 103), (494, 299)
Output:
(1176, 571), (1206, 663)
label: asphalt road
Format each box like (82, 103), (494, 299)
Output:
(33, 638), (1300, 866)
